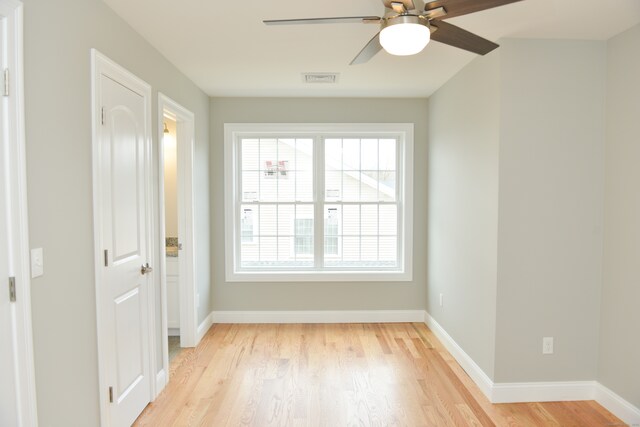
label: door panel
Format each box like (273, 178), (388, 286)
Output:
(98, 70), (151, 426)
(110, 106), (141, 262)
(114, 287), (144, 397)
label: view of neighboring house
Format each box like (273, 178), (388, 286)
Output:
(238, 137), (398, 268)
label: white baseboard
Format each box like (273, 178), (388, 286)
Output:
(491, 381), (597, 403)
(211, 310), (426, 324)
(196, 311), (214, 343)
(424, 311), (494, 399)
(424, 311), (640, 425)
(596, 383), (640, 425)
(155, 369), (167, 399)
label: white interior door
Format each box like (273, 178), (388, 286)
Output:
(94, 53), (153, 426)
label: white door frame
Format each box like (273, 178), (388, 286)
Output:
(0, 0), (38, 425)
(154, 93), (197, 394)
(91, 49), (155, 426)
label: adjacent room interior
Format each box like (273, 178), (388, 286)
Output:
(1, 0), (639, 425)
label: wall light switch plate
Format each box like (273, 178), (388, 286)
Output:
(31, 248), (44, 278)
(543, 337), (554, 354)
(439, 293), (444, 307)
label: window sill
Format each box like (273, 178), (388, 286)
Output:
(226, 270), (413, 282)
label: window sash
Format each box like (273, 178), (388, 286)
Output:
(236, 138), (401, 270)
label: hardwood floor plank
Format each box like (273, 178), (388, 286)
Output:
(134, 323), (624, 427)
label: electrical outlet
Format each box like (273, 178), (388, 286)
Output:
(543, 337), (554, 354)
(439, 293), (443, 307)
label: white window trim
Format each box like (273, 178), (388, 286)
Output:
(224, 123), (414, 282)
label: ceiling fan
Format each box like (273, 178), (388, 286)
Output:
(264, 0), (524, 64)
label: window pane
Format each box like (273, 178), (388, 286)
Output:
(324, 205), (340, 257)
(379, 171), (396, 202)
(361, 236), (378, 261)
(240, 206), (256, 243)
(277, 205), (294, 235)
(379, 236), (397, 263)
(277, 139), (296, 168)
(379, 205), (397, 235)
(342, 171), (360, 201)
(278, 236), (292, 262)
(342, 205), (359, 235)
(278, 171), (295, 201)
(342, 139), (360, 171)
(259, 205), (276, 236)
(260, 172), (277, 201)
(259, 138), (277, 172)
(296, 139), (313, 172)
(360, 171), (378, 201)
(294, 220), (313, 256)
(296, 170), (314, 201)
(241, 139), (260, 170)
(342, 236), (360, 262)
(240, 236), (259, 265)
(325, 139), (341, 171)
(361, 205), (378, 236)
(361, 139), (378, 170)
(379, 139), (396, 171)
(242, 171), (259, 201)
(260, 237), (277, 262)
(325, 171), (342, 201)
(295, 205), (314, 259)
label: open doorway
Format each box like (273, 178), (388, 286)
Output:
(162, 118), (181, 362)
(155, 94), (197, 395)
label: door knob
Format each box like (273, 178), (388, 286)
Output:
(141, 263), (153, 275)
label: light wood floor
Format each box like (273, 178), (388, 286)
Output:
(135, 323), (623, 426)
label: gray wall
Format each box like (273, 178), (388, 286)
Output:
(599, 23), (640, 408)
(24, 0), (210, 424)
(427, 39), (607, 383)
(427, 53), (500, 379)
(494, 39), (606, 382)
(210, 98), (428, 311)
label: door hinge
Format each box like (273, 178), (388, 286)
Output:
(109, 386), (113, 403)
(8, 277), (16, 302)
(101, 107), (105, 125)
(3, 68), (9, 97)
(104, 250), (108, 267)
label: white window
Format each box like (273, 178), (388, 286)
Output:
(224, 123), (413, 282)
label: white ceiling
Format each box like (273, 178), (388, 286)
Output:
(102, 0), (640, 98)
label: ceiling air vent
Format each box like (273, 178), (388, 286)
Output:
(302, 73), (339, 84)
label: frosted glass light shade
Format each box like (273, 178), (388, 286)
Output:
(380, 22), (430, 56)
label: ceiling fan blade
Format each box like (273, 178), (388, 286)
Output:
(430, 20), (498, 55)
(424, 0), (523, 20)
(264, 16), (380, 25)
(383, 0), (416, 11)
(350, 32), (383, 65)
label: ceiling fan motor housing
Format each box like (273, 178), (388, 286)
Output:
(382, 14), (430, 30)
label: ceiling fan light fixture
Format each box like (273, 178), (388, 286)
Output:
(379, 15), (430, 56)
